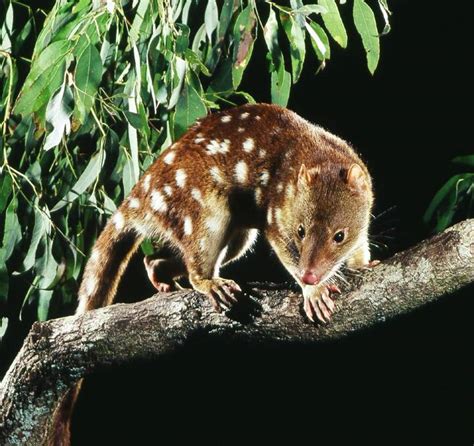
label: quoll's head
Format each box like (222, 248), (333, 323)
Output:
(290, 162), (373, 286)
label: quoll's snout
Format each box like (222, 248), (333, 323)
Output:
(301, 271), (320, 285)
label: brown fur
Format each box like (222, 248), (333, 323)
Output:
(53, 104), (374, 444)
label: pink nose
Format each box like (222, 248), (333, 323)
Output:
(301, 271), (320, 285)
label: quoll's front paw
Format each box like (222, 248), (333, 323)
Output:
(198, 278), (242, 313)
(303, 285), (340, 324)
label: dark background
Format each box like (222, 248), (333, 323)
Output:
(75, 1), (474, 444)
(3, 0), (474, 444)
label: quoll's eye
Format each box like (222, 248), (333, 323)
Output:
(333, 230), (345, 243)
(297, 224), (305, 239)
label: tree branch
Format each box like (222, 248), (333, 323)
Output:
(1, 219), (473, 444)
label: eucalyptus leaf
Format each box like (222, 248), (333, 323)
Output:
(353, 0), (380, 74)
(44, 82), (73, 151)
(0, 255), (9, 304)
(1, 196), (22, 262)
(0, 174), (12, 214)
(13, 39), (72, 116)
(452, 155), (474, 168)
(22, 205), (47, 272)
(281, 13), (306, 83)
(205, 0), (219, 41)
(318, 0), (347, 48)
(52, 150), (105, 212)
(174, 82), (207, 138)
(232, 4), (256, 89)
(74, 44), (103, 124)
(271, 64), (291, 106)
(306, 22), (330, 60)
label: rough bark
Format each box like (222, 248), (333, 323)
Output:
(1, 219), (473, 444)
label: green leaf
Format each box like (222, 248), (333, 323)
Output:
(271, 64), (291, 106)
(205, 0), (219, 41)
(280, 13), (306, 83)
(129, 0), (151, 46)
(22, 205), (47, 272)
(13, 40), (72, 116)
(306, 22), (331, 60)
(264, 7), (281, 70)
(232, 4), (256, 89)
(378, 0), (391, 35)
(218, 0), (237, 39)
(184, 49), (211, 76)
(292, 4), (327, 16)
(74, 44), (103, 124)
(318, 0), (347, 48)
(424, 174), (474, 231)
(353, 0), (380, 74)
(174, 82), (207, 138)
(124, 110), (146, 130)
(44, 83), (73, 151)
(452, 155), (474, 169)
(52, 150), (105, 212)
(0, 174), (12, 215)
(0, 317), (8, 339)
(0, 254), (9, 304)
(1, 196), (22, 262)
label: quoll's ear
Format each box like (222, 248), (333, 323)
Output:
(298, 164), (320, 188)
(346, 163), (369, 193)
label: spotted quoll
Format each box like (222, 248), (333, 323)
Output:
(77, 103), (374, 323)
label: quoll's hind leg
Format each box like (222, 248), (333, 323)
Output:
(144, 253), (187, 293)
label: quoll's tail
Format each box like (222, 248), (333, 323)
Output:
(77, 218), (143, 312)
(49, 216), (143, 446)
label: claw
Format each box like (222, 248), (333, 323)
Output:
(201, 278), (242, 312)
(327, 284), (341, 295)
(321, 291), (335, 312)
(303, 297), (315, 322)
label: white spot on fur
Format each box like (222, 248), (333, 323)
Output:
(163, 151), (175, 165)
(199, 238), (206, 251)
(206, 139), (230, 155)
(255, 188), (262, 205)
(163, 185), (173, 196)
(275, 208), (282, 225)
(255, 115), (261, 121)
(277, 182), (284, 192)
(221, 115), (232, 123)
(191, 188), (203, 205)
(129, 198), (140, 209)
(258, 149), (266, 158)
(175, 169), (187, 188)
(112, 212), (125, 230)
(143, 174), (151, 193)
(85, 276), (97, 296)
(210, 166), (224, 183)
(234, 161), (248, 183)
(242, 138), (254, 153)
(151, 189), (167, 212)
(90, 249), (100, 264)
(286, 184), (295, 199)
(205, 215), (222, 233)
(194, 137), (205, 144)
(238, 127), (245, 133)
(267, 207), (273, 224)
(259, 171), (270, 186)
(183, 216), (193, 235)
(240, 112), (250, 119)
